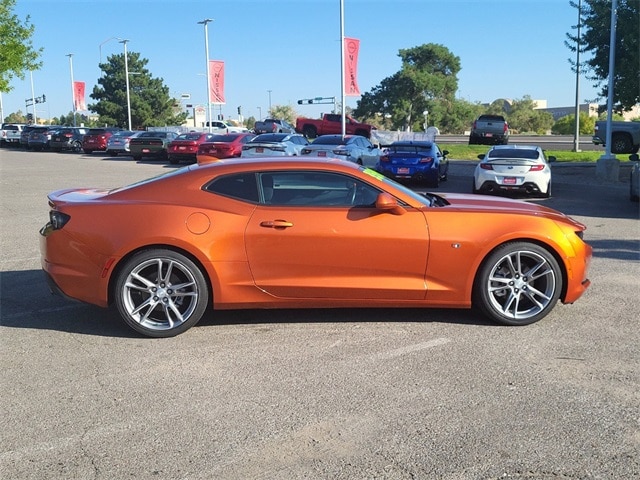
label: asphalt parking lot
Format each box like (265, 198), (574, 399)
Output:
(1, 148), (639, 479)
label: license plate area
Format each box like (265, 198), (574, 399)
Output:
(502, 177), (517, 185)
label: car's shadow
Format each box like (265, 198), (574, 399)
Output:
(1, 270), (493, 338)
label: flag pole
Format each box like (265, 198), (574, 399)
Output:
(340, 0), (346, 139)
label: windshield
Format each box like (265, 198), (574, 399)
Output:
(488, 149), (540, 160)
(313, 137), (345, 146)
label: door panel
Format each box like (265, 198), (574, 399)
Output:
(245, 206), (429, 300)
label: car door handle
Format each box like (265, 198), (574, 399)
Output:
(260, 220), (294, 229)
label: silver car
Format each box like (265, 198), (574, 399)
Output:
(106, 131), (141, 156)
(241, 133), (309, 157)
(300, 134), (382, 167)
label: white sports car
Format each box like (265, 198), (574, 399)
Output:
(473, 145), (555, 198)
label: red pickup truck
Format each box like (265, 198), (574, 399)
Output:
(295, 113), (375, 139)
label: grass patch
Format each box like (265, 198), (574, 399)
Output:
(442, 144), (605, 162)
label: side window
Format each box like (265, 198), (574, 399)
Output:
(264, 171), (380, 207)
(205, 173), (258, 203)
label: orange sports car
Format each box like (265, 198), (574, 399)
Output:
(39, 157), (592, 337)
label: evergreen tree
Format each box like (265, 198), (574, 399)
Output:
(90, 51), (187, 128)
(566, 0), (640, 111)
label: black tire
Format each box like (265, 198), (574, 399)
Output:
(302, 125), (317, 139)
(71, 141), (82, 153)
(114, 249), (209, 337)
(429, 171), (440, 188)
(474, 242), (562, 326)
(611, 133), (633, 154)
(472, 179), (479, 194)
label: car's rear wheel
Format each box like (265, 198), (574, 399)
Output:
(611, 133), (633, 154)
(474, 242), (562, 326)
(302, 125), (317, 139)
(114, 249), (209, 337)
(71, 141), (82, 152)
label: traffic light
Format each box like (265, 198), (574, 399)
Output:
(237, 106), (242, 115)
(42, 94), (46, 103)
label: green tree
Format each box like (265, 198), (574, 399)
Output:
(268, 104), (299, 124)
(50, 111), (96, 127)
(508, 96), (555, 134)
(3, 109), (27, 123)
(243, 115), (256, 129)
(90, 51), (187, 128)
(566, 0), (640, 111)
(551, 112), (596, 134)
(353, 44), (461, 133)
(0, 0), (42, 93)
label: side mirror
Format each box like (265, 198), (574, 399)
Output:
(629, 154), (640, 162)
(442, 150), (449, 156)
(478, 154), (486, 160)
(375, 193), (406, 215)
(548, 156), (557, 163)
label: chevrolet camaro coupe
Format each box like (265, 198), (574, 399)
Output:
(39, 157), (592, 337)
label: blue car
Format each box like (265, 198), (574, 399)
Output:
(376, 141), (449, 187)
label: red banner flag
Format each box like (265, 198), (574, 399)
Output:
(209, 60), (225, 104)
(344, 37), (361, 96)
(73, 81), (86, 111)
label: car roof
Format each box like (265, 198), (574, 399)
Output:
(390, 141), (433, 147)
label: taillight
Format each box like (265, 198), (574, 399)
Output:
(419, 156), (434, 163)
(473, 121), (477, 129)
(480, 163), (494, 170)
(64, 133), (73, 138)
(301, 148), (311, 154)
(379, 155), (390, 163)
(332, 149), (348, 156)
(49, 211), (70, 230)
(529, 164), (545, 171)
(503, 123), (509, 133)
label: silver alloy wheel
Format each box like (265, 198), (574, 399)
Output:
(119, 255), (201, 333)
(485, 249), (557, 322)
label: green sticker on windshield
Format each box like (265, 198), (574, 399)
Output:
(363, 168), (385, 181)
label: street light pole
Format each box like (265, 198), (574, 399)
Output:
(267, 90), (272, 115)
(572, 0), (582, 152)
(29, 71), (37, 124)
(198, 19), (214, 133)
(257, 106), (262, 121)
(120, 39), (132, 131)
(66, 53), (76, 127)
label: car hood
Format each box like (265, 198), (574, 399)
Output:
(436, 193), (580, 223)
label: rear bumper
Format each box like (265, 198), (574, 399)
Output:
(378, 166), (439, 183)
(477, 180), (545, 195)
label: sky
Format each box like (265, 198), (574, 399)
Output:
(2, 0), (602, 123)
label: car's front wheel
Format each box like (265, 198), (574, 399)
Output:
(474, 242), (562, 326)
(114, 249), (210, 337)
